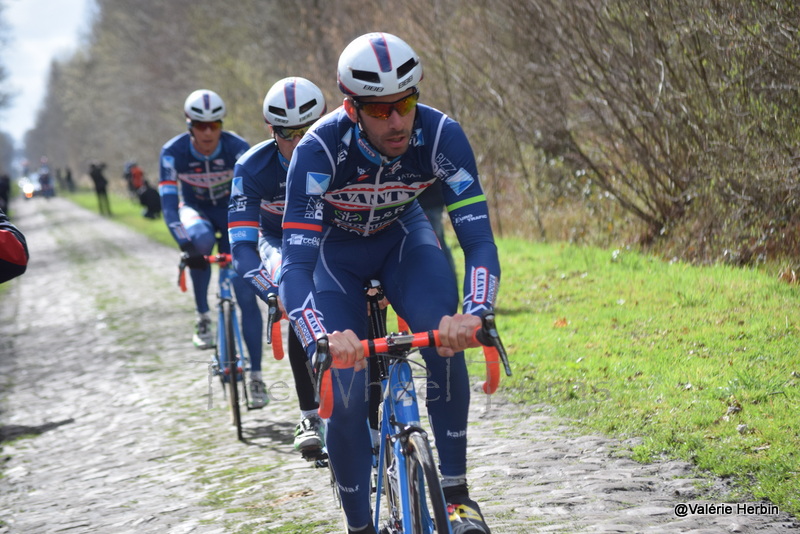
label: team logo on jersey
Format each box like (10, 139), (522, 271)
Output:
(452, 212), (488, 226)
(445, 168), (475, 195)
(288, 293), (325, 347)
(306, 172), (331, 195)
(325, 182), (424, 210)
(337, 130), (353, 164)
(357, 137), (378, 160)
(231, 176), (244, 196)
(287, 234), (321, 247)
(412, 127), (424, 146)
(260, 199), (283, 216)
(231, 195), (246, 212)
(434, 153), (457, 179)
(304, 198), (324, 220)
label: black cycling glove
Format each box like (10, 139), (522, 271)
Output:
(180, 241), (207, 270)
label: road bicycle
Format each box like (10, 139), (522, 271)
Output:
(179, 253), (257, 442)
(312, 280), (511, 533)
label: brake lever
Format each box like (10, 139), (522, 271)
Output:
(266, 293), (280, 344)
(478, 311), (512, 377)
(312, 335), (331, 401)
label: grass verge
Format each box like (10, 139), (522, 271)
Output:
(467, 238), (799, 516)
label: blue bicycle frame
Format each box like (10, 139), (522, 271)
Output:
(373, 358), (451, 533)
(215, 264), (246, 375)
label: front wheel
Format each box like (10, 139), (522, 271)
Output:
(405, 431), (449, 533)
(222, 300), (242, 441)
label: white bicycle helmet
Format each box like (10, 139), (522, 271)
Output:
(337, 32), (423, 97)
(183, 89), (226, 121)
(263, 77), (327, 126)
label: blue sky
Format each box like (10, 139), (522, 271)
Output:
(3, 0), (94, 146)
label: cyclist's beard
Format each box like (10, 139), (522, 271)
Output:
(357, 119), (411, 160)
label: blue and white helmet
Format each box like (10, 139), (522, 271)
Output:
(337, 32), (423, 97)
(183, 89), (226, 121)
(262, 77), (327, 126)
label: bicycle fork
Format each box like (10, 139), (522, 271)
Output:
(374, 360), (437, 532)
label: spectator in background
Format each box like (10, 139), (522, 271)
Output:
(89, 162), (113, 216)
(0, 174), (10, 212)
(38, 157), (54, 198)
(64, 167), (75, 193)
(0, 208), (29, 284)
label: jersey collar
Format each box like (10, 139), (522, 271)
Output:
(354, 123), (401, 167)
(189, 136), (222, 161)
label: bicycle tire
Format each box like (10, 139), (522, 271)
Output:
(222, 299), (243, 441)
(405, 431), (449, 533)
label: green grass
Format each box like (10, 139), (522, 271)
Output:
(456, 239), (799, 515)
(61, 195), (800, 517)
(67, 190), (176, 247)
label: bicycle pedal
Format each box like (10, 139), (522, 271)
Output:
(301, 447), (326, 459)
(301, 447), (327, 462)
(313, 458), (329, 469)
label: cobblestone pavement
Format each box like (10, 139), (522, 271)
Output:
(1, 197), (798, 534)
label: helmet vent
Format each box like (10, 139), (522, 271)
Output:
(268, 105), (288, 118)
(397, 58), (418, 80)
(299, 99), (319, 114)
(352, 69), (380, 84)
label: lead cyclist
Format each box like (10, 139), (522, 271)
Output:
(279, 33), (501, 534)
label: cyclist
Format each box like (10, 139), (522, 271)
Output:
(279, 33), (500, 534)
(228, 77), (327, 451)
(159, 89), (268, 407)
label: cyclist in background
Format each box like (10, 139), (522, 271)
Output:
(279, 33), (500, 534)
(229, 77), (327, 451)
(159, 89), (267, 407)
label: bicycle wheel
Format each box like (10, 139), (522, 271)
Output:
(222, 299), (243, 441)
(405, 431), (449, 533)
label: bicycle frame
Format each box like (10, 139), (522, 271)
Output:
(313, 282), (510, 533)
(178, 253), (250, 441)
(373, 355), (446, 533)
(215, 264), (246, 380)
(360, 281), (445, 533)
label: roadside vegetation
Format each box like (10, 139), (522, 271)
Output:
(10, 0), (798, 266)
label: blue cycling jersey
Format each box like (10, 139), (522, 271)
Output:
(158, 131), (250, 246)
(228, 138), (289, 302)
(280, 104), (501, 347)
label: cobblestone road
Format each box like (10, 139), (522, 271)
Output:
(1, 198), (797, 533)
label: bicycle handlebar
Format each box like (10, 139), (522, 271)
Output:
(314, 311), (511, 419)
(177, 253), (232, 292)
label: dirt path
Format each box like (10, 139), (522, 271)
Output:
(1, 197), (797, 534)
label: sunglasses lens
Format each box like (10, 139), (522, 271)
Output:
(357, 90), (419, 120)
(359, 103), (393, 120)
(192, 120), (221, 131)
(394, 91), (419, 116)
(274, 125), (310, 140)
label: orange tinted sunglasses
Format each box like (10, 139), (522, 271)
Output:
(353, 88), (419, 120)
(190, 120), (222, 131)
